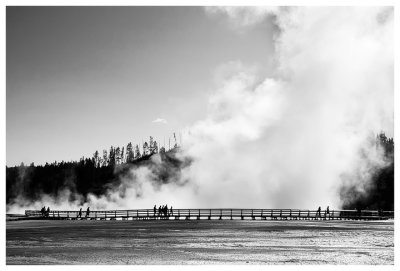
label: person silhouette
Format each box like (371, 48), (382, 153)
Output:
(77, 208), (82, 219)
(86, 207), (90, 218)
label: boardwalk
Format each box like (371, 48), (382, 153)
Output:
(25, 208), (394, 221)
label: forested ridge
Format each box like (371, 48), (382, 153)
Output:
(6, 133), (394, 210)
(340, 132), (394, 211)
(6, 135), (185, 206)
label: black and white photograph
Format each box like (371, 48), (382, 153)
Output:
(3, 1), (396, 267)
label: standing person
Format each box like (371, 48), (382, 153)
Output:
(165, 204), (168, 216)
(86, 207), (90, 218)
(158, 205), (162, 217)
(170, 206), (173, 216)
(46, 207), (50, 217)
(77, 208), (82, 219)
(153, 205), (157, 216)
(40, 206), (45, 217)
(317, 206), (321, 217)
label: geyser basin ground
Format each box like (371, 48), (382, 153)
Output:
(6, 219), (393, 264)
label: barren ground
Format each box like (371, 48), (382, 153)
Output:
(6, 219), (394, 265)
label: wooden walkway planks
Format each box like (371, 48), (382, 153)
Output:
(25, 208), (394, 221)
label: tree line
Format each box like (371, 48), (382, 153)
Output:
(6, 134), (182, 207)
(94, 136), (158, 167)
(92, 134), (180, 167)
(6, 132), (394, 211)
(340, 132), (394, 211)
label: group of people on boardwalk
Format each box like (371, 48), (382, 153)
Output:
(154, 204), (173, 217)
(40, 206), (50, 217)
(316, 206), (330, 217)
(76, 207), (90, 218)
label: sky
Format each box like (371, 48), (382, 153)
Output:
(6, 6), (276, 166)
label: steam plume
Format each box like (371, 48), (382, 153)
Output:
(178, 7), (393, 209)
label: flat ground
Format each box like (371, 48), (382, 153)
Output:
(6, 219), (394, 264)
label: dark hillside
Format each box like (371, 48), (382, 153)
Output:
(6, 147), (189, 207)
(340, 133), (394, 211)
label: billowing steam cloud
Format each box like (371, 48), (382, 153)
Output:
(178, 7), (393, 209)
(8, 7), (393, 213)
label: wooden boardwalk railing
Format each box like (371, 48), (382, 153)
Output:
(24, 208), (394, 221)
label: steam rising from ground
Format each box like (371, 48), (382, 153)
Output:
(7, 7), (393, 213)
(178, 7), (393, 209)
